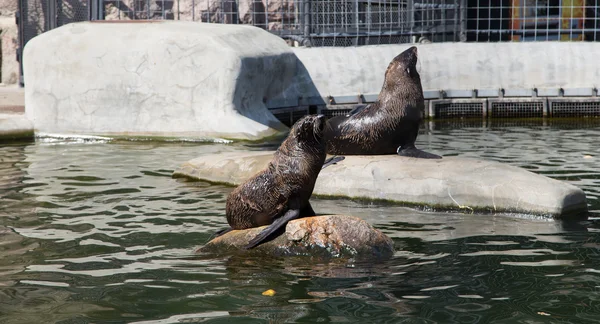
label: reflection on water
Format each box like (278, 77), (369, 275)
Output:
(0, 120), (600, 323)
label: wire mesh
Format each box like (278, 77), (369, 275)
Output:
(465, 0), (599, 42)
(57, 0), (90, 25)
(489, 100), (546, 118)
(550, 99), (600, 117)
(432, 100), (486, 118)
(97, 0), (461, 44)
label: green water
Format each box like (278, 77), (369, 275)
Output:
(1, 120), (600, 323)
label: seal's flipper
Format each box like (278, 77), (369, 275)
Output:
(322, 156), (345, 169)
(346, 104), (369, 117)
(214, 227), (233, 237)
(397, 146), (442, 159)
(244, 209), (300, 250)
(300, 202), (316, 217)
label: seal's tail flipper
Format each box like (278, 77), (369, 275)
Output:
(397, 146), (442, 159)
(214, 227), (233, 237)
(244, 209), (300, 250)
(322, 156), (345, 169)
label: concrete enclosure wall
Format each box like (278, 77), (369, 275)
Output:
(23, 21), (600, 140)
(24, 21), (295, 141)
(282, 42), (600, 105)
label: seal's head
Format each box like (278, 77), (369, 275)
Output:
(289, 114), (328, 147)
(382, 46), (422, 95)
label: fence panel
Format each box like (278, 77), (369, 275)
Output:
(98, 0), (461, 45)
(465, 0), (599, 42)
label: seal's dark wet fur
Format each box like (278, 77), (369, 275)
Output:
(222, 114), (328, 249)
(325, 46), (441, 159)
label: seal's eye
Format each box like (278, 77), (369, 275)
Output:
(406, 67), (411, 75)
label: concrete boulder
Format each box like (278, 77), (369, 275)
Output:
(174, 151), (588, 219)
(23, 21), (294, 141)
(200, 215), (394, 259)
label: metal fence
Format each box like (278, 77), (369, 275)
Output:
(15, 0), (600, 86)
(97, 0), (462, 45)
(465, 0), (600, 42)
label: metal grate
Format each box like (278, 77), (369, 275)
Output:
(319, 108), (352, 118)
(431, 100), (486, 119)
(549, 99), (600, 118)
(271, 107), (309, 127)
(489, 100), (546, 118)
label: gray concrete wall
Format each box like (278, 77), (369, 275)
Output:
(278, 42), (600, 105)
(22, 21), (600, 140)
(24, 21), (295, 141)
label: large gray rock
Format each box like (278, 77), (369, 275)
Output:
(23, 21), (294, 141)
(174, 151), (588, 219)
(200, 215), (394, 259)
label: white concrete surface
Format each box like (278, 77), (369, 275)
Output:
(174, 151), (588, 219)
(23, 21), (295, 141)
(0, 113), (33, 139)
(283, 42), (600, 102)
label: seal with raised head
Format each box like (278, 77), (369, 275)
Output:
(220, 114), (333, 250)
(325, 46), (441, 159)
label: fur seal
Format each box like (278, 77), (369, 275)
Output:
(220, 114), (334, 249)
(325, 46), (441, 159)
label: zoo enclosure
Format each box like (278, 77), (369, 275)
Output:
(16, 0), (600, 121)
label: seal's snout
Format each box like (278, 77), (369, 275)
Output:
(316, 114), (327, 132)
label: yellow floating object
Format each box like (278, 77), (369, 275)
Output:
(262, 289), (276, 296)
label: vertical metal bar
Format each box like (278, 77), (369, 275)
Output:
(408, 0), (414, 38)
(459, 0), (466, 41)
(265, 0), (269, 28)
(304, 0), (310, 39)
(48, 0), (57, 30)
(499, 0), (503, 41)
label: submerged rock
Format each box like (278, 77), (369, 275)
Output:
(199, 215), (394, 260)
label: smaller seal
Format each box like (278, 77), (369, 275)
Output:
(221, 114), (329, 249)
(325, 46), (441, 159)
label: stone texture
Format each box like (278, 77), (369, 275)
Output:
(200, 215), (394, 259)
(0, 0), (17, 17)
(0, 17), (18, 85)
(173, 151), (589, 219)
(23, 21), (295, 141)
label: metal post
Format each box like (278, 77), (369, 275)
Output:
(48, 0), (57, 30)
(459, 0), (466, 41)
(90, 0), (104, 20)
(303, 0), (311, 41)
(407, 0), (414, 40)
(453, 0), (459, 41)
